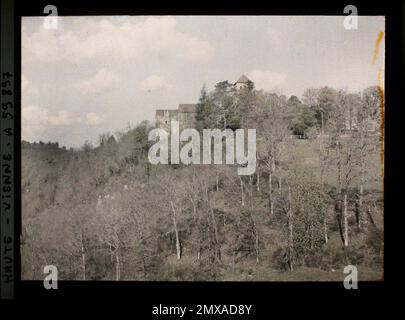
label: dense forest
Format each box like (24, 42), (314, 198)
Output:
(21, 82), (384, 281)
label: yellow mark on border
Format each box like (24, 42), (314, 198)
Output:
(372, 31), (385, 192)
(372, 31), (384, 65)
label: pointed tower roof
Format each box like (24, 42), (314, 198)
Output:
(235, 74), (250, 84)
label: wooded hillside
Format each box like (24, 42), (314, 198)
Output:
(21, 83), (384, 281)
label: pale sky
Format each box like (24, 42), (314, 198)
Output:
(22, 16), (385, 148)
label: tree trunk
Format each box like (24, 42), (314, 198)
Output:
(343, 144), (352, 247)
(254, 225), (260, 264)
(115, 251), (121, 281)
(268, 170), (273, 216)
(170, 200), (182, 260)
(248, 179), (259, 263)
(240, 176), (245, 206)
(320, 166), (328, 246)
(357, 183), (364, 230)
(288, 186), (294, 272)
(337, 141), (342, 199)
(343, 193), (349, 247)
(143, 255), (148, 277)
(207, 194), (221, 263)
(366, 206), (378, 230)
(190, 196), (197, 219)
(80, 230), (86, 280)
(197, 221), (203, 260)
(197, 237), (201, 260)
(249, 175), (254, 204)
(357, 131), (365, 230)
(319, 120), (328, 245)
(336, 140), (345, 245)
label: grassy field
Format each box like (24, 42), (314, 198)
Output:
(285, 137), (383, 192)
(159, 255), (383, 282)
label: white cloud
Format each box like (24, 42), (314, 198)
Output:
(85, 112), (104, 126)
(76, 68), (120, 93)
(23, 16), (214, 63)
(22, 106), (75, 143)
(139, 75), (168, 92)
(248, 69), (287, 91)
(22, 105), (105, 142)
(22, 105), (104, 128)
(22, 105), (77, 127)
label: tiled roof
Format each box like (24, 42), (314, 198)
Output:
(155, 109), (178, 117)
(178, 104), (197, 113)
(235, 74), (250, 84)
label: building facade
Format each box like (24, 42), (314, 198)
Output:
(155, 104), (198, 131)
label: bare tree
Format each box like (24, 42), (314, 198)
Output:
(287, 186), (294, 272)
(256, 93), (289, 216)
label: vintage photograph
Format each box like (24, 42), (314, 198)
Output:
(21, 16), (384, 281)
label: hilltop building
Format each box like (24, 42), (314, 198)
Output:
(234, 74), (251, 90)
(155, 75), (251, 130)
